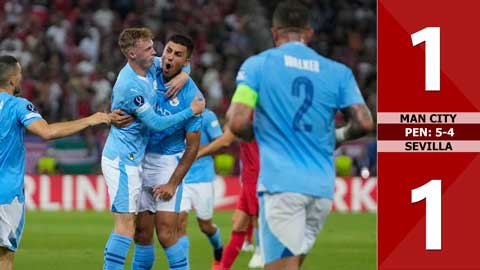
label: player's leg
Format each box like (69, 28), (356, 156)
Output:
(0, 198), (24, 270)
(132, 210), (155, 270)
(260, 192), (309, 270)
(103, 212), (136, 270)
(221, 209), (250, 269)
(0, 248), (14, 270)
(102, 157), (141, 270)
(221, 181), (257, 269)
(155, 168), (188, 270)
(248, 217), (264, 269)
(156, 210), (188, 270)
(242, 220), (254, 252)
(197, 218), (223, 269)
(190, 182), (223, 269)
(298, 197), (332, 267)
(177, 182), (194, 260)
(177, 211), (190, 259)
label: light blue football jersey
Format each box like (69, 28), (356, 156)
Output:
(146, 74), (202, 155)
(184, 109), (223, 183)
(102, 58), (160, 166)
(235, 42), (365, 199)
(0, 92), (43, 204)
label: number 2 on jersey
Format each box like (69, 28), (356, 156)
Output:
(291, 76), (313, 132)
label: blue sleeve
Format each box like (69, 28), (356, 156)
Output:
(137, 105), (194, 132)
(337, 67), (366, 109)
(123, 85), (194, 132)
(236, 55), (263, 92)
(204, 111), (223, 140)
(16, 98), (43, 127)
(183, 80), (202, 132)
(186, 115), (202, 133)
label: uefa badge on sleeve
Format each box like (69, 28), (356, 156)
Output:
(26, 103), (38, 113)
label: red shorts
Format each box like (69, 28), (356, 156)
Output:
(236, 182), (259, 216)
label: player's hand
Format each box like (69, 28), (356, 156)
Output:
(153, 183), (176, 201)
(190, 92), (205, 115)
(89, 112), (110, 126)
(165, 71), (188, 98)
(109, 109), (135, 127)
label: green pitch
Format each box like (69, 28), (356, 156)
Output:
(14, 211), (376, 270)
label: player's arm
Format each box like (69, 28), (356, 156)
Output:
(165, 71), (188, 98)
(227, 55), (262, 141)
(226, 84), (256, 141)
(135, 92), (205, 132)
(26, 112), (110, 140)
(197, 127), (236, 159)
(336, 104), (374, 144)
(153, 131), (201, 201)
(109, 109), (135, 127)
(335, 68), (374, 144)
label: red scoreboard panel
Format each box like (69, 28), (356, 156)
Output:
(378, 0), (480, 269)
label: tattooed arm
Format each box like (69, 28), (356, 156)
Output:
(336, 104), (374, 144)
(226, 103), (254, 141)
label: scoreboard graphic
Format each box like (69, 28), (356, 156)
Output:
(378, 0), (480, 268)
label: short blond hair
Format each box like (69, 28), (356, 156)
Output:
(118, 28), (154, 56)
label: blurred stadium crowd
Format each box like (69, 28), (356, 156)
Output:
(0, 0), (377, 176)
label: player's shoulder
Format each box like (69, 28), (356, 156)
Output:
(316, 53), (353, 75)
(242, 52), (269, 68)
(116, 70), (148, 97)
(5, 95), (41, 118)
(202, 108), (216, 120)
(116, 64), (144, 86)
(180, 77), (201, 101)
(11, 95), (35, 109)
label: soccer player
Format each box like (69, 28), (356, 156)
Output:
(226, 1), (374, 270)
(102, 29), (204, 270)
(0, 55), (110, 270)
(131, 34), (202, 270)
(177, 108), (225, 270)
(196, 127), (262, 270)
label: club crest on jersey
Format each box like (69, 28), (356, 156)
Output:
(26, 104), (38, 113)
(169, 97), (180, 107)
(134, 95), (145, 107)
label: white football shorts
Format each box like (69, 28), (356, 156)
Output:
(139, 152), (186, 213)
(259, 192), (332, 264)
(182, 181), (215, 220)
